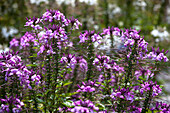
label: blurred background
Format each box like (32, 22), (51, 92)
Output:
(0, 0), (170, 102)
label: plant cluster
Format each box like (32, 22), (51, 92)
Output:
(0, 9), (169, 113)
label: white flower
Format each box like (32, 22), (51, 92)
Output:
(151, 29), (159, 37)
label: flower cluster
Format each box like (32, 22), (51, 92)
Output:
(120, 29), (149, 59)
(20, 32), (38, 49)
(11, 9), (82, 55)
(70, 99), (99, 113)
(110, 87), (134, 103)
(0, 96), (24, 113)
(93, 54), (124, 72)
(77, 81), (100, 93)
(140, 81), (162, 97)
(146, 47), (169, 62)
(42, 9), (67, 24)
(2, 9), (169, 113)
(60, 54), (88, 79)
(31, 74), (41, 85)
(68, 16), (82, 29)
(101, 26), (121, 36)
(150, 102), (170, 112)
(25, 16), (42, 30)
(0, 51), (32, 89)
(79, 30), (102, 43)
(134, 67), (154, 80)
(60, 54), (77, 69)
(10, 38), (19, 48)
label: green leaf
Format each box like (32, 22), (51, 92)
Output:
(37, 98), (44, 103)
(26, 64), (37, 67)
(147, 110), (160, 113)
(107, 79), (113, 83)
(41, 63), (45, 67)
(29, 53), (37, 58)
(63, 100), (74, 108)
(63, 82), (72, 86)
(107, 100), (112, 105)
(139, 76), (146, 81)
(95, 102), (105, 110)
(34, 40), (38, 42)
(33, 47), (38, 49)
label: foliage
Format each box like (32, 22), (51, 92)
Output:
(0, 9), (169, 112)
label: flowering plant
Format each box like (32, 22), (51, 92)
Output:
(0, 9), (169, 113)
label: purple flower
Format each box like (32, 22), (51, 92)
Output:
(146, 47), (169, 62)
(42, 10), (55, 22)
(93, 54), (124, 73)
(76, 80), (100, 93)
(79, 30), (102, 43)
(140, 81), (162, 97)
(156, 53), (169, 62)
(25, 17), (42, 30)
(110, 91), (124, 100)
(60, 54), (77, 69)
(20, 32), (38, 49)
(70, 100), (99, 113)
(42, 9), (67, 24)
(128, 106), (142, 113)
(138, 39), (148, 52)
(37, 44), (55, 55)
(123, 28), (140, 39)
(77, 85), (95, 93)
(78, 57), (88, 72)
(134, 68), (154, 80)
(0, 51), (35, 89)
(93, 55), (111, 70)
(31, 74), (41, 85)
(38, 45), (45, 55)
(10, 38), (20, 48)
(0, 96), (24, 113)
(101, 26), (120, 36)
(124, 39), (135, 47)
(92, 33), (102, 42)
(150, 102), (170, 112)
(79, 32), (88, 43)
(0, 104), (9, 113)
(110, 88), (134, 103)
(68, 16), (82, 29)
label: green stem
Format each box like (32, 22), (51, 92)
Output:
(1, 73), (6, 99)
(29, 43), (38, 112)
(142, 86), (152, 113)
(47, 55), (51, 89)
(124, 0), (133, 28)
(68, 63), (79, 92)
(50, 37), (59, 111)
(53, 38), (59, 83)
(86, 36), (94, 81)
(82, 4), (88, 30)
(125, 42), (137, 87)
(32, 90), (38, 112)
(110, 32), (114, 49)
(104, 0), (109, 27)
